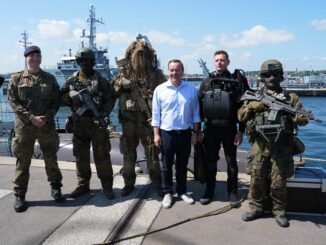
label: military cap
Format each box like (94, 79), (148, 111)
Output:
(24, 45), (41, 57)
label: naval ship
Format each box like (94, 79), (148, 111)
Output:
(46, 4), (115, 85)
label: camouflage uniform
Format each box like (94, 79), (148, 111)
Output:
(8, 69), (62, 196)
(238, 91), (308, 216)
(114, 70), (164, 189)
(61, 71), (115, 190)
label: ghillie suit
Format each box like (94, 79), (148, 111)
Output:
(114, 39), (165, 195)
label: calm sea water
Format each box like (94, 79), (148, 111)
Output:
(1, 82), (325, 170)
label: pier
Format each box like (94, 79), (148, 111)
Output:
(0, 138), (325, 245)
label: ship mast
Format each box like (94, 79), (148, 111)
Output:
(81, 4), (104, 51)
(19, 31), (31, 68)
(198, 58), (210, 78)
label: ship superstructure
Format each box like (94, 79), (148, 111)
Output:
(47, 4), (113, 85)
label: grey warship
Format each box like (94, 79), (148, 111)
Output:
(47, 4), (114, 85)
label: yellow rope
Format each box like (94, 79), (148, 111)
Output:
(94, 197), (246, 245)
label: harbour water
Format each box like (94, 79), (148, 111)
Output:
(1, 82), (325, 170)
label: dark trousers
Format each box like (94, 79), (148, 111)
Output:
(160, 129), (192, 195)
(203, 124), (238, 195)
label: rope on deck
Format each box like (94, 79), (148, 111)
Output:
(94, 197), (246, 245)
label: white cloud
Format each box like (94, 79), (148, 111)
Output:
(38, 20), (70, 39)
(96, 31), (135, 43)
(310, 19), (326, 31)
(227, 25), (295, 47)
(146, 31), (186, 46)
(182, 43), (216, 60)
(302, 57), (309, 61)
(321, 57), (326, 61)
(238, 51), (252, 61)
(200, 26), (294, 48)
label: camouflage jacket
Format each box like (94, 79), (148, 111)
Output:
(113, 69), (165, 114)
(61, 71), (116, 117)
(8, 69), (60, 127)
(238, 90), (308, 144)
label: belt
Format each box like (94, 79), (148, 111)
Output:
(162, 129), (191, 134)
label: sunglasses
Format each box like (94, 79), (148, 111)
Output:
(76, 58), (92, 64)
(261, 71), (281, 78)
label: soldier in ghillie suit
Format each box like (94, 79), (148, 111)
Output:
(61, 47), (116, 200)
(8, 46), (64, 212)
(238, 59), (309, 227)
(113, 37), (165, 197)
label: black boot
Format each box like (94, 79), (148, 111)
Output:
(275, 215), (289, 227)
(242, 211), (263, 222)
(51, 188), (65, 203)
(121, 185), (134, 197)
(200, 184), (214, 205)
(103, 186), (115, 200)
(229, 193), (240, 208)
(70, 186), (90, 198)
(14, 196), (28, 213)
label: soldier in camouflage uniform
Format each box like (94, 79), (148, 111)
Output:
(238, 59), (309, 227)
(113, 38), (165, 196)
(8, 46), (64, 213)
(61, 48), (116, 200)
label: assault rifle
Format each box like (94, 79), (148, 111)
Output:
(73, 81), (108, 130)
(240, 90), (322, 123)
(116, 58), (152, 122)
(121, 78), (152, 121)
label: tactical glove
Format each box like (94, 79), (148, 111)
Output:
(247, 101), (265, 112)
(292, 114), (309, 126)
(69, 90), (82, 107)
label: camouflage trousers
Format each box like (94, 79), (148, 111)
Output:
(248, 156), (287, 215)
(247, 143), (293, 216)
(12, 128), (62, 197)
(72, 117), (113, 188)
(120, 113), (161, 188)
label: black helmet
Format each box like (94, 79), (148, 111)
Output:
(75, 48), (95, 61)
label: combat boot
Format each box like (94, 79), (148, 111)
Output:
(103, 186), (115, 200)
(200, 188), (214, 205)
(14, 196), (28, 213)
(275, 215), (289, 227)
(51, 188), (65, 203)
(70, 186), (90, 198)
(121, 185), (134, 197)
(242, 211), (263, 222)
(229, 193), (240, 208)
(200, 193), (212, 205)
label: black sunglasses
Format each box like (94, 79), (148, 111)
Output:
(76, 58), (92, 63)
(261, 71), (281, 78)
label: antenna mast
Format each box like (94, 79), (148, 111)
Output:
(19, 31), (31, 67)
(81, 4), (104, 51)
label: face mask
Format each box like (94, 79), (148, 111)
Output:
(261, 72), (282, 91)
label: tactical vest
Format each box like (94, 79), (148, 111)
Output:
(68, 72), (103, 116)
(253, 95), (295, 144)
(203, 72), (241, 126)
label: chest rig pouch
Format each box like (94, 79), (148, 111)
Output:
(204, 88), (231, 118)
(203, 77), (232, 121)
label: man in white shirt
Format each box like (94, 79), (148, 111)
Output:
(152, 59), (201, 208)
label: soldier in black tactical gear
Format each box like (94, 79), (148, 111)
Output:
(198, 50), (249, 206)
(239, 59), (309, 227)
(61, 48), (116, 200)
